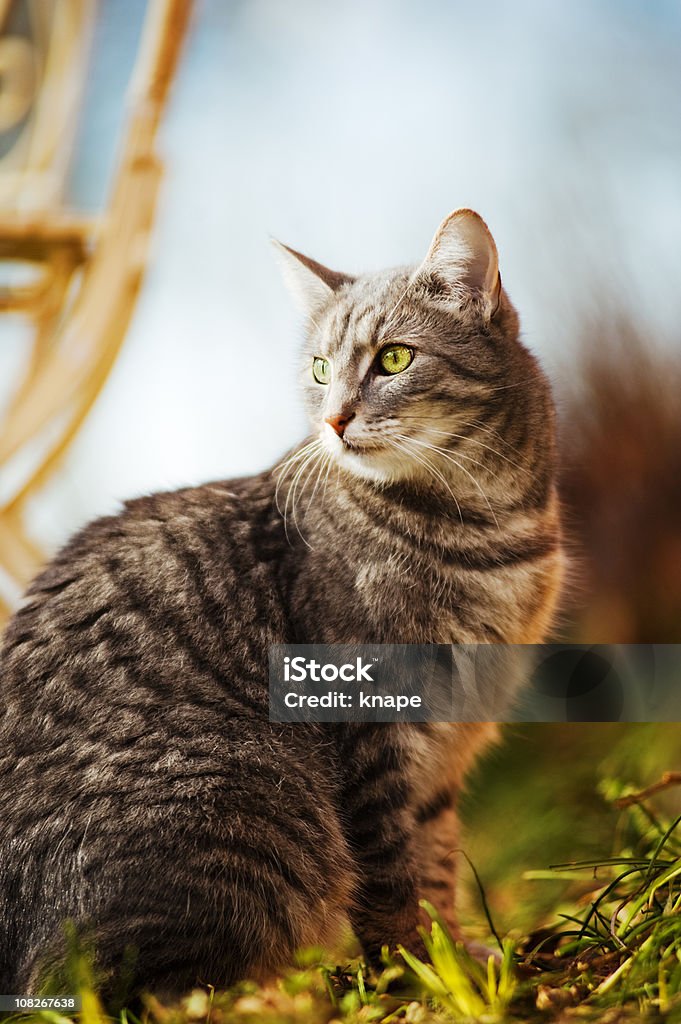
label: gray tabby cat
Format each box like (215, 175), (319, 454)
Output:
(0, 210), (563, 999)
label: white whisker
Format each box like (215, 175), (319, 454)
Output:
(386, 437), (463, 525)
(303, 449), (331, 524)
(465, 417), (526, 458)
(396, 433), (500, 528)
(282, 442), (324, 547)
(383, 273), (417, 330)
(291, 446), (327, 546)
(399, 417), (526, 473)
(321, 449), (335, 505)
(274, 440), (322, 509)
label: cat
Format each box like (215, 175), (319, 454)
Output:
(0, 209), (564, 1000)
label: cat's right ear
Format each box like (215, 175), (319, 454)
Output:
(272, 240), (353, 318)
(416, 209), (501, 318)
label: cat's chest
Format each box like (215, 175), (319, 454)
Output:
(407, 722), (498, 802)
(352, 555), (468, 643)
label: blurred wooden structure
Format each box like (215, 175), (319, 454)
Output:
(0, 0), (193, 621)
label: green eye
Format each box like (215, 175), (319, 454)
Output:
(378, 344), (414, 375)
(312, 356), (331, 384)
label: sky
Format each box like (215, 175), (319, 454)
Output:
(1, 0), (680, 577)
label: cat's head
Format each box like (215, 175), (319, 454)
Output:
(275, 209), (548, 492)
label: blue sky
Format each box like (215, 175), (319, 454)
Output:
(2, 0), (680, 567)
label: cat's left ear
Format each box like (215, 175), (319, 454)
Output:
(417, 209), (501, 317)
(272, 240), (354, 318)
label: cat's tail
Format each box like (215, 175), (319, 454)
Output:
(557, 321), (681, 643)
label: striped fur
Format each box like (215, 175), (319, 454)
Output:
(0, 210), (563, 998)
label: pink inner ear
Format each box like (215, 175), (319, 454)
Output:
(463, 246), (494, 292)
(421, 212), (500, 311)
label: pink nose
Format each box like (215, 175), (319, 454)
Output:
(325, 412), (355, 438)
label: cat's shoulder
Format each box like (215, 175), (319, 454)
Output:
(23, 471), (276, 602)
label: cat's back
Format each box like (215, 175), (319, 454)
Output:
(0, 470), (293, 796)
(3, 470), (286, 677)
(0, 473), (355, 994)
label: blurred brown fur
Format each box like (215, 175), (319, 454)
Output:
(559, 320), (681, 642)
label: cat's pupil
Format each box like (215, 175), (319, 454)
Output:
(313, 357), (330, 384)
(379, 344), (413, 375)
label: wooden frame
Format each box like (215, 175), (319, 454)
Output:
(0, 0), (193, 619)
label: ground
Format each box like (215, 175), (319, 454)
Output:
(8, 724), (681, 1024)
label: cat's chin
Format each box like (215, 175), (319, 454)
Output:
(325, 440), (410, 485)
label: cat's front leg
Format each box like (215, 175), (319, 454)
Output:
(414, 786), (461, 938)
(416, 783), (501, 964)
(338, 725), (426, 965)
(411, 722), (498, 942)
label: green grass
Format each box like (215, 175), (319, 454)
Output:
(10, 734), (681, 1024)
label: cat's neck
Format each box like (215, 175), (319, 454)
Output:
(314, 463), (524, 551)
(272, 446), (562, 645)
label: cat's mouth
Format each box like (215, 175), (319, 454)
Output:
(340, 437), (366, 452)
(322, 431), (404, 483)
(339, 436), (385, 456)
(321, 426), (403, 481)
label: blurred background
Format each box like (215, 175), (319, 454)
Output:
(1, 0), (681, 940)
